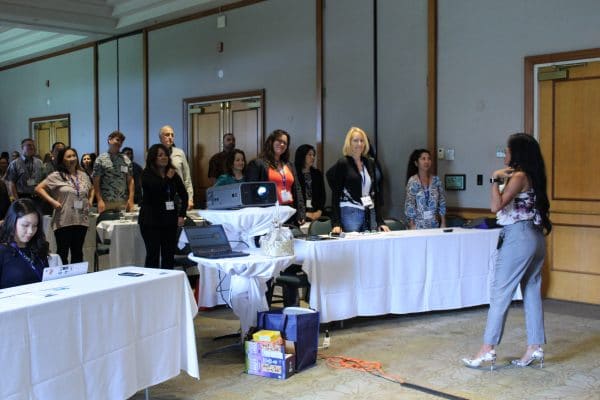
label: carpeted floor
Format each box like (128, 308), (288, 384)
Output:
(131, 300), (600, 400)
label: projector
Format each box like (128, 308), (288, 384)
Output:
(206, 181), (278, 209)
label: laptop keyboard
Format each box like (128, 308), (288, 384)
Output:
(193, 250), (249, 259)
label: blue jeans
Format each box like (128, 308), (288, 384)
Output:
(340, 206), (367, 232)
(484, 221), (546, 345)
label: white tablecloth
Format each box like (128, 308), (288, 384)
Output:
(0, 267), (199, 400)
(295, 228), (518, 323)
(96, 220), (146, 268)
(196, 267), (229, 308)
(189, 250), (294, 335)
(197, 206), (295, 248)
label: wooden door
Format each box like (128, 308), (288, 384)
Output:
(186, 93), (263, 208)
(538, 60), (600, 304)
(191, 105), (221, 207)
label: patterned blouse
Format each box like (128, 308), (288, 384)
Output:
(405, 175), (446, 229)
(496, 189), (541, 226)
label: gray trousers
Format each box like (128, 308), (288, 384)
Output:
(484, 220), (546, 345)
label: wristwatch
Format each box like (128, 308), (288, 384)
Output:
(490, 177), (503, 183)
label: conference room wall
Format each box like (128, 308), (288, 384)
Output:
(376, 0), (428, 219)
(437, 0), (600, 209)
(147, 0), (317, 154)
(0, 49), (94, 156)
(97, 35), (145, 163)
(322, 0), (428, 220)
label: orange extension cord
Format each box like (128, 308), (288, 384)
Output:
(318, 355), (405, 384)
(317, 354), (467, 400)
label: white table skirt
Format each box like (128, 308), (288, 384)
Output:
(189, 250), (294, 335)
(197, 266), (229, 308)
(96, 220), (146, 268)
(0, 267), (199, 400)
(295, 228), (520, 323)
(197, 206), (295, 248)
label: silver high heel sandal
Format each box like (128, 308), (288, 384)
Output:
(511, 348), (544, 368)
(462, 350), (497, 371)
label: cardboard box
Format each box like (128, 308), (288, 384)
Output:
(245, 340), (295, 379)
(252, 329), (282, 343)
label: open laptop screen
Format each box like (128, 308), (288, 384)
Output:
(185, 225), (232, 252)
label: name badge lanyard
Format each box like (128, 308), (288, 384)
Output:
(361, 164), (369, 196)
(69, 173), (81, 199)
(304, 172), (313, 202)
(164, 182), (176, 211)
(11, 242), (43, 280)
(279, 166), (287, 192)
(419, 178), (430, 206)
(25, 159), (36, 185)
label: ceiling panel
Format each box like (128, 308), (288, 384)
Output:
(0, 0), (239, 68)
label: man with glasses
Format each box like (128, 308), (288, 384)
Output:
(6, 138), (45, 209)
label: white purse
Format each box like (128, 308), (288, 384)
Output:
(260, 222), (294, 257)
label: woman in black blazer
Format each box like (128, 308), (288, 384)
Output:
(138, 143), (188, 269)
(327, 127), (389, 234)
(246, 129), (305, 225)
(294, 144), (326, 221)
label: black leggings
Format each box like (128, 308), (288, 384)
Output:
(139, 224), (178, 269)
(54, 225), (88, 264)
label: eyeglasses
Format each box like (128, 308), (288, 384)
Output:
(275, 139), (288, 146)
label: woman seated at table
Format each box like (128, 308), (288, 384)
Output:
(404, 149), (446, 229)
(0, 198), (50, 289)
(138, 143), (188, 269)
(35, 147), (94, 264)
(214, 149), (246, 186)
(328, 127), (389, 233)
(246, 129), (305, 225)
(294, 144), (326, 221)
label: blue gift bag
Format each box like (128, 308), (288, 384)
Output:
(257, 309), (320, 371)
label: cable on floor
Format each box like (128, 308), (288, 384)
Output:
(318, 355), (468, 400)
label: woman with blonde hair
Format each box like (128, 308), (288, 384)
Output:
(327, 127), (388, 233)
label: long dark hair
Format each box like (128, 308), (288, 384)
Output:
(294, 144), (315, 173)
(226, 149), (246, 175)
(260, 129), (291, 167)
(506, 133), (552, 235)
(81, 153), (96, 170)
(0, 198), (49, 258)
(145, 143), (174, 175)
(406, 149), (430, 183)
(55, 147), (82, 179)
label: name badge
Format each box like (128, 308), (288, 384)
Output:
(306, 199), (312, 209)
(423, 210), (434, 220)
(361, 195), (373, 208)
(165, 201), (175, 210)
(120, 166), (129, 173)
(27, 178), (36, 186)
(280, 190), (293, 203)
(73, 200), (84, 209)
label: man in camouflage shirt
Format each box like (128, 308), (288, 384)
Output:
(93, 131), (134, 213)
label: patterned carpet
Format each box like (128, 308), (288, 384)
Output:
(131, 300), (600, 400)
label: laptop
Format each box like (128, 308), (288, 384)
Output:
(42, 261), (89, 281)
(184, 224), (249, 259)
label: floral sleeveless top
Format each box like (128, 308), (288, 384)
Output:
(496, 189), (541, 226)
